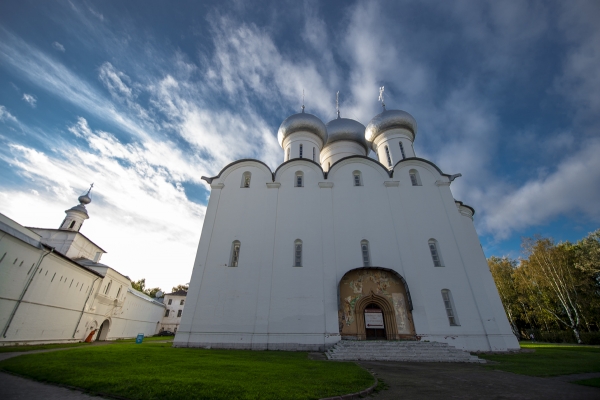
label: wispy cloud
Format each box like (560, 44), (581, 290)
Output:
(52, 41), (65, 52)
(22, 93), (37, 107)
(0, 105), (18, 123)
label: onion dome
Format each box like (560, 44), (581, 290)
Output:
(78, 193), (92, 205)
(365, 109), (418, 149)
(277, 112), (327, 148)
(324, 117), (368, 152)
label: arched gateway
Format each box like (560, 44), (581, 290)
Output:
(339, 268), (416, 340)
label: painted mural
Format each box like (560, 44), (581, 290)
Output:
(338, 269), (414, 337)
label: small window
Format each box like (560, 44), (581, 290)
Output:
(295, 171), (304, 187)
(299, 144), (303, 158)
(180, 300), (184, 305)
(286, 148), (290, 161)
(385, 146), (392, 167)
(353, 171), (362, 186)
(294, 239), (303, 267)
(429, 239), (444, 267)
(177, 310), (182, 317)
(312, 147), (316, 161)
(361, 240), (370, 267)
(409, 169), (421, 186)
(241, 172), (251, 188)
(230, 240), (241, 267)
(116, 286), (122, 298)
(165, 309), (170, 317)
(168, 299), (173, 305)
(328, 162), (331, 171)
(69, 221), (76, 229)
(104, 280), (112, 295)
(0, 252), (5, 263)
(441, 289), (459, 326)
(399, 142), (406, 159)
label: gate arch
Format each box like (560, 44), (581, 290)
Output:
(338, 267), (416, 340)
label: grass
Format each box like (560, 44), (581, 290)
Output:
(114, 336), (174, 342)
(0, 343), (374, 400)
(478, 343), (600, 377)
(0, 342), (91, 353)
(573, 378), (600, 388)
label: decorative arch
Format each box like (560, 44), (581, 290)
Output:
(97, 319), (111, 341)
(354, 291), (398, 340)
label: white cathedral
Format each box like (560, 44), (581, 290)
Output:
(174, 100), (519, 352)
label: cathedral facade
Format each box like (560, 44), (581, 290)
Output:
(175, 106), (519, 352)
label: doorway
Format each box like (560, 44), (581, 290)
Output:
(97, 319), (110, 341)
(364, 303), (386, 340)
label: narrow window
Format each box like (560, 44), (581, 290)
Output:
(299, 144), (303, 158)
(69, 221), (76, 229)
(409, 169), (421, 186)
(328, 162), (331, 171)
(353, 171), (362, 186)
(0, 252), (5, 263)
(441, 289), (459, 326)
(429, 239), (444, 267)
(294, 239), (303, 267)
(312, 147), (315, 161)
(165, 309), (170, 317)
(286, 148), (290, 161)
(361, 240), (371, 267)
(180, 300), (184, 305)
(51, 272), (56, 282)
(19, 260), (23, 266)
(295, 171), (304, 187)
(104, 280), (112, 295)
(116, 286), (122, 298)
(385, 146), (392, 167)
(399, 142), (406, 159)
(13, 258), (18, 264)
(241, 172), (251, 188)
(168, 299), (172, 305)
(230, 240), (241, 267)
(177, 310), (182, 317)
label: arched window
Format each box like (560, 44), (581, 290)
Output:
(286, 148), (290, 161)
(116, 286), (122, 298)
(104, 280), (112, 295)
(361, 240), (371, 267)
(441, 289), (459, 326)
(230, 240), (241, 267)
(241, 172), (251, 188)
(399, 142), (406, 159)
(409, 169), (421, 186)
(312, 147), (316, 161)
(385, 146), (392, 167)
(428, 239), (444, 267)
(69, 221), (76, 229)
(294, 239), (303, 267)
(295, 171), (304, 187)
(353, 170), (362, 186)
(299, 144), (303, 158)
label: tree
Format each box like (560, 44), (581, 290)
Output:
(172, 284), (189, 292)
(488, 256), (520, 337)
(131, 278), (162, 298)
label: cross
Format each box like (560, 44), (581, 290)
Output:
(378, 86), (386, 110)
(86, 183), (94, 195)
(336, 91), (340, 118)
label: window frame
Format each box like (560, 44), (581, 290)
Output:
(312, 147), (316, 161)
(353, 170), (362, 186)
(441, 289), (459, 326)
(409, 169), (422, 186)
(177, 310), (182, 317)
(428, 239), (444, 267)
(361, 240), (371, 267)
(299, 144), (303, 158)
(295, 171), (304, 187)
(294, 239), (303, 267)
(399, 142), (406, 159)
(241, 172), (251, 188)
(230, 240), (241, 267)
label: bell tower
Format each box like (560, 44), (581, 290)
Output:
(59, 184), (93, 232)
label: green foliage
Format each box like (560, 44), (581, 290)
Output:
(131, 278), (162, 298)
(479, 343), (600, 376)
(0, 344), (374, 400)
(488, 230), (600, 341)
(171, 284), (189, 293)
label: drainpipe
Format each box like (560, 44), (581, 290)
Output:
(72, 276), (101, 339)
(2, 247), (53, 338)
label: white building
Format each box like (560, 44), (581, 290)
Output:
(0, 190), (165, 345)
(160, 290), (187, 333)
(175, 105), (520, 352)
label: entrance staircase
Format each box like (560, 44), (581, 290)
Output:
(325, 340), (485, 363)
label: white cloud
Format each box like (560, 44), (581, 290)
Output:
(0, 105), (18, 123)
(22, 93), (37, 107)
(52, 41), (65, 52)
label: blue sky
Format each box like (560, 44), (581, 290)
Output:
(1, 0), (599, 291)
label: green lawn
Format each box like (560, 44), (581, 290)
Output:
(0, 342), (91, 353)
(114, 336), (174, 342)
(0, 343), (374, 400)
(478, 343), (600, 377)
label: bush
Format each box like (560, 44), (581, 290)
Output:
(523, 330), (600, 345)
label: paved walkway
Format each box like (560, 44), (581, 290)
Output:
(361, 361), (600, 400)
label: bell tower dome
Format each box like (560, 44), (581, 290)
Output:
(59, 184), (93, 232)
(277, 107), (327, 163)
(365, 109), (417, 170)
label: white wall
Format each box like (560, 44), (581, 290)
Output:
(175, 157), (519, 351)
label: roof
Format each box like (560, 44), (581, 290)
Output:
(26, 227), (107, 253)
(165, 290), (188, 296)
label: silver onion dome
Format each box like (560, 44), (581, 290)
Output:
(78, 194), (92, 205)
(365, 110), (418, 149)
(324, 117), (368, 152)
(277, 112), (327, 148)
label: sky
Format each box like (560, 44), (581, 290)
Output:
(1, 0), (599, 292)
